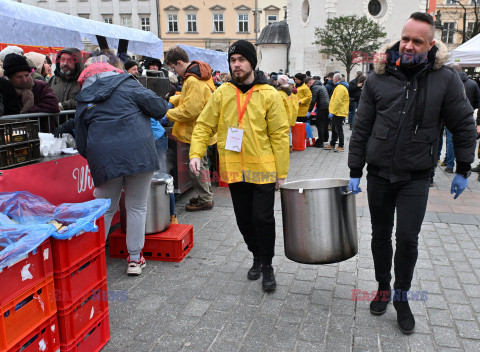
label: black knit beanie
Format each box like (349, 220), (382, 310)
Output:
(3, 53), (32, 78)
(228, 40), (257, 69)
(124, 60), (138, 71)
(295, 73), (306, 82)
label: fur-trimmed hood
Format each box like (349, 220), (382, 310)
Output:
(374, 39), (449, 75)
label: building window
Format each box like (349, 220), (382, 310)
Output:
(121, 15), (132, 27)
(213, 13), (224, 32)
(141, 17), (150, 31)
(167, 14), (178, 32)
(78, 14), (89, 19)
(442, 22), (455, 43)
(467, 22), (475, 39)
(302, 0), (310, 22)
(103, 16), (113, 24)
(238, 14), (249, 33)
(186, 14), (197, 33)
(471, 0), (478, 5)
(267, 15), (277, 25)
(446, 0), (455, 4)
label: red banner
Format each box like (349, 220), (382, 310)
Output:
(0, 154), (94, 205)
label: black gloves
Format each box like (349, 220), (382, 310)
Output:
(53, 119), (75, 138)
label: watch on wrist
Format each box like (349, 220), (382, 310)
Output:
(456, 170), (472, 178)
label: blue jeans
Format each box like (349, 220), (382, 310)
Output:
(445, 129), (454, 169)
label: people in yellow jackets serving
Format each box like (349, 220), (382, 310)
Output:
(189, 40), (290, 292)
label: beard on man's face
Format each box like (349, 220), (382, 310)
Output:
(61, 66), (74, 77)
(232, 67), (253, 84)
(13, 75), (34, 90)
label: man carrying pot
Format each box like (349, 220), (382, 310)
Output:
(189, 40), (290, 292)
(348, 12), (477, 334)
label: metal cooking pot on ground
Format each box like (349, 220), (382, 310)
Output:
(280, 178), (358, 264)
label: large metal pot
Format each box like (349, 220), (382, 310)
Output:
(120, 172), (171, 235)
(280, 178), (358, 264)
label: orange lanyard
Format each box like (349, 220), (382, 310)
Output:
(235, 87), (254, 125)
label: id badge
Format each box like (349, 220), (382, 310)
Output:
(225, 127), (244, 152)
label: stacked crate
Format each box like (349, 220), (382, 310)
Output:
(0, 120), (40, 169)
(50, 217), (110, 352)
(0, 239), (59, 352)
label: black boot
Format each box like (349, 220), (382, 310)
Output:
(393, 300), (415, 334)
(261, 264), (276, 292)
(370, 285), (391, 315)
(247, 257), (261, 280)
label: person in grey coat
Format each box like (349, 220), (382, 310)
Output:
(75, 63), (168, 276)
(348, 12), (477, 335)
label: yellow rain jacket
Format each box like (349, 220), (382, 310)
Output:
(278, 89), (299, 127)
(167, 61), (216, 145)
(296, 83), (312, 117)
(190, 81), (290, 184)
(329, 83), (350, 118)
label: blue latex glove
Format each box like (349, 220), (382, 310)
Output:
(451, 174), (468, 199)
(348, 178), (362, 194)
(328, 113), (334, 120)
(168, 102), (174, 109)
(160, 115), (169, 125)
(306, 112), (311, 118)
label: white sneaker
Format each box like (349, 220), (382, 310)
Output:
(127, 255), (146, 276)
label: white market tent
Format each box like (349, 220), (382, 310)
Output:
(447, 33), (480, 67)
(179, 44), (229, 73)
(0, 0), (163, 58)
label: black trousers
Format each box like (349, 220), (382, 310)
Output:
(367, 173), (430, 291)
(315, 109), (328, 144)
(329, 115), (344, 148)
(229, 182), (276, 265)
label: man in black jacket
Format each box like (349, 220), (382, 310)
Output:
(348, 12), (477, 335)
(348, 71), (363, 129)
(306, 77), (330, 147)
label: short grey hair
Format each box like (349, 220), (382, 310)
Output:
(333, 73), (342, 81)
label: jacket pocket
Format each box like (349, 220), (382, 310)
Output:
(365, 123), (394, 169)
(405, 127), (439, 169)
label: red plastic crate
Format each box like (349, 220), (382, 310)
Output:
(306, 137), (316, 147)
(51, 217), (105, 273)
(54, 248), (107, 310)
(6, 314), (59, 352)
(109, 223), (194, 262)
(0, 239), (53, 307)
(57, 279), (108, 346)
(0, 276), (57, 351)
(60, 311), (110, 352)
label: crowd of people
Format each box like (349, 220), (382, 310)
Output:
(1, 11), (480, 335)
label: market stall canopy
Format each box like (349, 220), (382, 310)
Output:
(179, 44), (229, 73)
(446, 33), (480, 67)
(0, 0), (163, 58)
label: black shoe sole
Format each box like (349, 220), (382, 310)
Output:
(370, 306), (388, 315)
(398, 324), (415, 335)
(262, 283), (276, 292)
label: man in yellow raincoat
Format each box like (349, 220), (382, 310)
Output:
(324, 73), (349, 152)
(164, 46), (216, 211)
(294, 73), (312, 122)
(189, 40), (290, 292)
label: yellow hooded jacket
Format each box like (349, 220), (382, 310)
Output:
(329, 83), (350, 118)
(167, 61), (216, 145)
(296, 83), (312, 117)
(190, 82), (290, 184)
(278, 89), (299, 127)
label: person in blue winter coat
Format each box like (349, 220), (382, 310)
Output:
(75, 63), (168, 276)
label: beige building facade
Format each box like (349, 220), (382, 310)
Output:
(256, 0), (288, 34)
(159, 1), (257, 52)
(434, 0), (479, 51)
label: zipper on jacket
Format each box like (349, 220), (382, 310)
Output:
(405, 82), (410, 101)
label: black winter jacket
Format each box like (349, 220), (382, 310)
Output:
(458, 71), (480, 121)
(348, 77), (362, 103)
(308, 80), (330, 112)
(325, 79), (335, 98)
(348, 41), (477, 182)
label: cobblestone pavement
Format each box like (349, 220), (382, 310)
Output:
(104, 128), (480, 352)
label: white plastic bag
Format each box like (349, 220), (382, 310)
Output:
(38, 133), (66, 156)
